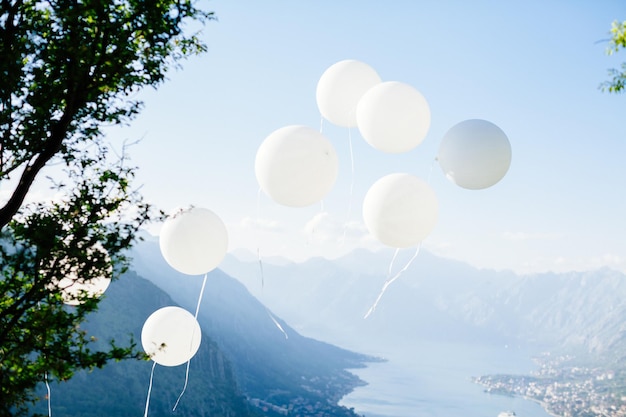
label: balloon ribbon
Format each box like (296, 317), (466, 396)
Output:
(364, 245), (422, 319)
(44, 372), (51, 417)
(340, 127), (356, 244)
(143, 362), (157, 417)
(267, 309), (288, 339)
(364, 141), (437, 318)
(172, 272), (208, 411)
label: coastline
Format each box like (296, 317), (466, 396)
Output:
(336, 356), (387, 416)
(476, 378), (560, 417)
(523, 396), (560, 417)
(340, 351), (555, 417)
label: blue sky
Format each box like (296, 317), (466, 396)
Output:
(104, 0), (626, 275)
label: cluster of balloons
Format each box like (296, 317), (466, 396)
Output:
(254, 59), (511, 249)
(316, 59), (512, 248)
(141, 207), (229, 367)
(135, 61), (513, 373)
(317, 59), (431, 154)
(316, 59), (439, 248)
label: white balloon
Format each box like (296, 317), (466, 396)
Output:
(363, 173), (438, 248)
(255, 125), (338, 207)
(141, 306), (201, 367)
(47, 245), (112, 306)
(56, 273), (111, 306)
(316, 60), (381, 128)
(159, 207), (228, 275)
(438, 119), (512, 190)
(356, 81), (431, 153)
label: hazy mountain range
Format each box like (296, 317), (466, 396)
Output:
(35, 236), (626, 415)
(220, 247), (626, 362)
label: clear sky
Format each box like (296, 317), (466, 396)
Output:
(103, 0), (626, 275)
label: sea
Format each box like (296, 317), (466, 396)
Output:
(339, 339), (553, 417)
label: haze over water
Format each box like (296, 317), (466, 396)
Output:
(340, 340), (552, 417)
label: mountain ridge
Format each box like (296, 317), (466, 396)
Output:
(219, 247), (626, 361)
(41, 241), (626, 415)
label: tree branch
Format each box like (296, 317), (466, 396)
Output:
(0, 23), (91, 230)
(0, 109), (77, 229)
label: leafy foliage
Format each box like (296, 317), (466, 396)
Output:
(601, 20), (626, 93)
(0, 0), (212, 413)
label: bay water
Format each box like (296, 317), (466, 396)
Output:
(339, 340), (553, 417)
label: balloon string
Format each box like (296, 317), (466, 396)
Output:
(252, 186), (285, 339)
(364, 244), (422, 319)
(44, 372), (51, 417)
(267, 309), (289, 339)
(256, 187), (265, 289)
(194, 273), (208, 319)
(387, 248), (399, 278)
(364, 157), (436, 319)
(319, 116), (324, 133)
(340, 127), (356, 244)
(40, 302), (52, 417)
(257, 248), (265, 289)
(143, 361), (157, 417)
(172, 362), (191, 411)
(172, 273), (208, 411)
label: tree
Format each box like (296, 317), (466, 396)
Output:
(0, 0), (212, 414)
(601, 20), (626, 93)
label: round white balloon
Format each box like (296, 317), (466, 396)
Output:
(316, 60), (381, 128)
(159, 207), (229, 275)
(255, 125), (338, 207)
(356, 81), (431, 153)
(363, 173), (438, 248)
(438, 119), (512, 190)
(47, 245), (112, 306)
(56, 273), (111, 306)
(141, 306), (201, 367)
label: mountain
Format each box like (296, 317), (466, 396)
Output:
(32, 271), (255, 417)
(130, 237), (374, 416)
(218, 248), (512, 353)
(219, 247), (626, 361)
(495, 268), (626, 357)
(31, 237), (379, 416)
(32, 234), (626, 415)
